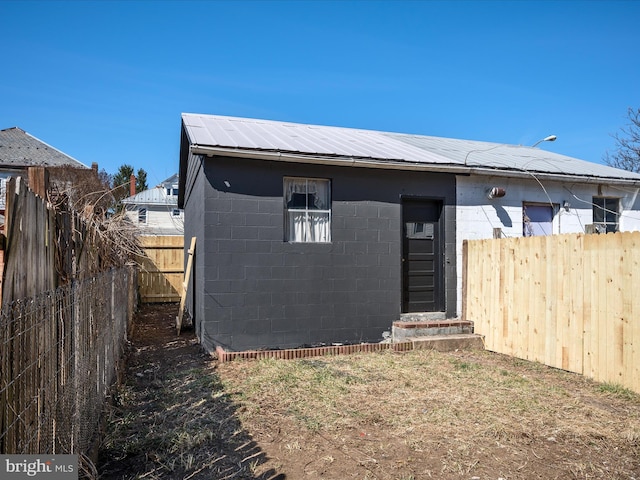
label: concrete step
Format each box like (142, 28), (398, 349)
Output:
(399, 312), (447, 322)
(392, 319), (473, 342)
(406, 334), (485, 352)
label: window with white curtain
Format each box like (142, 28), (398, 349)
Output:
(284, 177), (331, 242)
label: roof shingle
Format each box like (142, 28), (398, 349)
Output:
(0, 127), (87, 168)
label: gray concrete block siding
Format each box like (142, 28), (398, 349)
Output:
(183, 155), (456, 352)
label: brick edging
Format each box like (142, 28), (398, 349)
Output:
(215, 341), (414, 362)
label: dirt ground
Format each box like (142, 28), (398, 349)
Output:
(97, 303), (282, 479)
(97, 303), (640, 480)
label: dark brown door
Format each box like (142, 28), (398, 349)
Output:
(402, 199), (444, 313)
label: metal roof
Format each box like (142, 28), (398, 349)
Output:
(0, 127), (88, 168)
(122, 186), (178, 206)
(159, 173), (179, 187)
(181, 113), (640, 184)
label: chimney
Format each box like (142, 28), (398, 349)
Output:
(91, 162), (98, 173)
(130, 174), (136, 197)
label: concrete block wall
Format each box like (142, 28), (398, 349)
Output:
(192, 156), (456, 352)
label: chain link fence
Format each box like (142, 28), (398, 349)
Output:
(0, 265), (137, 454)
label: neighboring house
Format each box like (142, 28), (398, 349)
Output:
(122, 174), (183, 235)
(178, 113), (640, 353)
(0, 127), (89, 215)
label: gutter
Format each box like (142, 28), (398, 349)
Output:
(189, 145), (640, 187)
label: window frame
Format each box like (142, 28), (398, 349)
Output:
(592, 197), (619, 233)
(138, 207), (147, 224)
(283, 176), (331, 243)
(522, 202), (557, 237)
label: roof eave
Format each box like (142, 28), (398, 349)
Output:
(467, 167), (640, 186)
(190, 145), (640, 187)
(189, 145), (471, 174)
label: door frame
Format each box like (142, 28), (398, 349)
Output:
(400, 196), (446, 313)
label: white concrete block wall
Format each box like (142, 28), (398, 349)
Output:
(455, 175), (640, 314)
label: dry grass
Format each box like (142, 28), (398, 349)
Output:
(98, 306), (640, 479)
(219, 349), (640, 479)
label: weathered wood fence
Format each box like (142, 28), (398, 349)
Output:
(0, 171), (138, 455)
(464, 231), (640, 393)
(138, 235), (184, 303)
(2, 172), (132, 305)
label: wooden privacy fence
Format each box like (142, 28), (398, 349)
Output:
(464, 231), (640, 393)
(138, 235), (184, 303)
(0, 168), (139, 455)
(2, 172), (136, 305)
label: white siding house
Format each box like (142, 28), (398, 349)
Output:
(122, 174), (183, 235)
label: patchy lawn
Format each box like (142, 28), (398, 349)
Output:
(99, 304), (640, 479)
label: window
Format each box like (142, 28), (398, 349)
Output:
(172, 208), (181, 216)
(138, 207), (147, 223)
(523, 203), (554, 236)
(406, 222), (434, 239)
(284, 177), (331, 242)
(593, 197), (619, 233)
(0, 178), (6, 210)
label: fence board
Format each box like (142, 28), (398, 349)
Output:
(582, 235), (596, 380)
(138, 235), (184, 303)
(631, 237), (640, 390)
(466, 231), (640, 394)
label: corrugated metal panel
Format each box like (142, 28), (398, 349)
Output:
(122, 186), (178, 205)
(183, 113), (452, 164)
(182, 113), (640, 182)
(389, 133), (637, 179)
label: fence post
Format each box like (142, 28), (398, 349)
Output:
(462, 240), (468, 322)
(71, 280), (78, 453)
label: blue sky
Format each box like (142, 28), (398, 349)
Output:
(2, 0), (639, 186)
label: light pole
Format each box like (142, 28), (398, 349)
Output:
(531, 135), (557, 148)
(464, 135), (557, 166)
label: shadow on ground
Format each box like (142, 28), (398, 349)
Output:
(97, 303), (284, 480)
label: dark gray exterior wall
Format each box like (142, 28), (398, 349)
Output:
(182, 150), (206, 342)
(186, 154), (456, 352)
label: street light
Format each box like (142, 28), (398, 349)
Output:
(531, 135), (557, 148)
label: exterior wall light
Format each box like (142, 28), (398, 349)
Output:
(487, 187), (506, 199)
